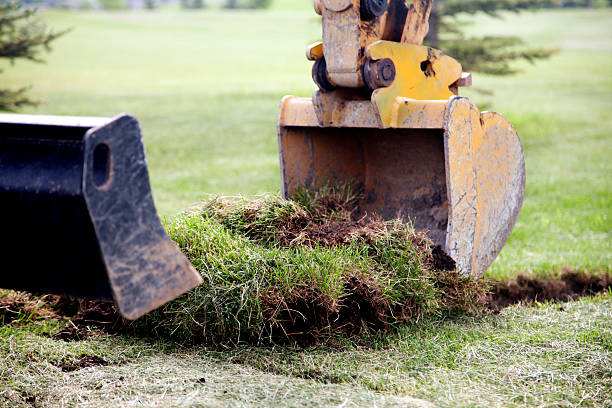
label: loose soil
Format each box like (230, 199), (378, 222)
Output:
(47, 296), (124, 341)
(57, 354), (113, 372)
(487, 269), (612, 310)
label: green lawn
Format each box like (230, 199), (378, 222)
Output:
(1, 4), (611, 407)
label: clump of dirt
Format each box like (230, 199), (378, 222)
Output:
(46, 296), (123, 341)
(431, 246), (456, 271)
(57, 354), (113, 372)
(209, 184), (395, 248)
(487, 269), (612, 310)
(202, 191), (611, 345)
(260, 287), (338, 346)
(258, 268), (612, 345)
(258, 268), (488, 346)
(3, 184), (611, 348)
(435, 270), (491, 316)
(258, 268), (395, 346)
(290, 216), (390, 247)
(338, 272), (388, 333)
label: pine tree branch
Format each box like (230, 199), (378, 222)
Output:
(0, 1), (68, 111)
(0, 2), (69, 62)
(426, 0), (560, 75)
(0, 87), (37, 112)
(441, 35), (558, 75)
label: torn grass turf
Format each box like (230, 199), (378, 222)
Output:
(129, 188), (488, 346)
(5, 188), (609, 348)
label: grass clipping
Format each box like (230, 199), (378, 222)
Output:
(133, 186), (488, 346)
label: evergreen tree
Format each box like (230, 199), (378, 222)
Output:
(427, 0), (559, 75)
(0, 1), (67, 111)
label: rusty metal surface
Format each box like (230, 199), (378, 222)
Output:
(443, 97), (478, 275)
(312, 90), (381, 127)
(363, 57), (396, 90)
(393, 98), (446, 128)
(279, 92), (446, 129)
(471, 111), (525, 278)
(314, 0), (435, 90)
(321, 0), (363, 88)
(401, 0), (433, 44)
(0, 114), (202, 319)
(441, 99), (526, 277)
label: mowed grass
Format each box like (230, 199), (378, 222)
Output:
(2, 295), (610, 407)
(2, 6), (610, 277)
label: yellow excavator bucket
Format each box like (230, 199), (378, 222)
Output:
(278, 0), (525, 277)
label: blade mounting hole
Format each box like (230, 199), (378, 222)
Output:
(92, 143), (112, 189)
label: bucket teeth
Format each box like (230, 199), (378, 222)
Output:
(0, 114), (202, 319)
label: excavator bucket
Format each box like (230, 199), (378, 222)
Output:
(278, 0), (525, 277)
(0, 114), (203, 319)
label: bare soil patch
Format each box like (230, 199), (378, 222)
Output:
(47, 296), (123, 341)
(57, 354), (113, 372)
(487, 269), (612, 311)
